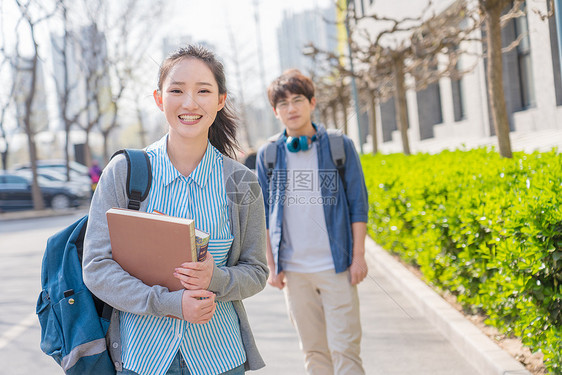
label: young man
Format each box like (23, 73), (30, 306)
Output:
(256, 69), (369, 375)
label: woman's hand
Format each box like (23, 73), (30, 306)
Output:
(181, 289), (216, 324)
(174, 253), (215, 290)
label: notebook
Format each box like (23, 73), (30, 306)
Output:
(106, 208), (196, 291)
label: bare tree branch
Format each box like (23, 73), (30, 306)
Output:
(13, 0), (59, 209)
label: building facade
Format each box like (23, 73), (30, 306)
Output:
(277, 6), (338, 74)
(346, 0), (562, 153)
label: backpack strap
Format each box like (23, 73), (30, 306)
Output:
(264, 132), (283, 180)
(264, 129), (347, 189)
(327, 129), (346, 191)
(110, 149), (152, 210)
(264, 142), (277, 180)
(99, 150), (150, 325)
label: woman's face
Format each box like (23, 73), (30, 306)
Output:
(154, 57), (226, 142)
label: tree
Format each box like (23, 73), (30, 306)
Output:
(303, 45), (352, 135)
(225, 16), (253, 150)
(361, 0), (551, 158)
(94, 0), (166, 163)
(0, 63), (15, 170)
(13, 0), (57, 210)
(73, 0), (112, 167)
(351, 0), (479, 155)
(0, 4), (17, 170)
(51, 0), (88, 180)
(308, 0), (542, 158)
(478, 0), (524, 158)
(306, 1), (475, 155)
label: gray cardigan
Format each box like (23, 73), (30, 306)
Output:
(83, 153), (268, 372)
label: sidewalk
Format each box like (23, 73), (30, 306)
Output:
(0, 207), (85, 222)
(244, 236), (530, 375)
(376, 128), (562, 155)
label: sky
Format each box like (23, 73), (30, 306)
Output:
(0, 0), (333, 151)
(161, 0), (332, 104)
(1, 0), (333, 117)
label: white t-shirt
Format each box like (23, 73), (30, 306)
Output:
(280, 142), (334, 273)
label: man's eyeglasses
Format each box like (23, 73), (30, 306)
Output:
(276, 96), (307, 110)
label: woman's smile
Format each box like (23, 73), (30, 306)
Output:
(178, 113), (203, 124)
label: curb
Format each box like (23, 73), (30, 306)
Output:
(365, 236), (531, 375)
(0, 207), (88, 222)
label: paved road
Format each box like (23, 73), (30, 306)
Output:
(0, 211), (519, 374)
(0, 213), (86, 375)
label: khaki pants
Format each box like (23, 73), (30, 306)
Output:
(283, 270), (365, 375)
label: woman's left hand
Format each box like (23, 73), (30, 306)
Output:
(174, 253), (215, 290)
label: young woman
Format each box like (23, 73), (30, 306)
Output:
(83, 45), (268, 375)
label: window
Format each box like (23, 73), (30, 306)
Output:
(514, 7), (536, 108)
(451, 77), (465, 121)
(380, 97), (398, 143)
(5, 176), (27, 184)
(547, 0), (562, 105)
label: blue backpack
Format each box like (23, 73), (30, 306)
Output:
(36, 149), (151, 374)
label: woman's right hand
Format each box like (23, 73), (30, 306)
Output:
(268, 270), (285, 290)
(181, 290), (216, 324)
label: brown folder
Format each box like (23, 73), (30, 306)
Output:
(106, 208), (197, 291)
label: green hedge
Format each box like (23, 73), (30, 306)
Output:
(362, 148), (562, 373)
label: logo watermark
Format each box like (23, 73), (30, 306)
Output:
(270, 169), (339, 192)
(225, 169), (262, 206)
(269, 169), (339, 206)
(267, 195), (336, 206)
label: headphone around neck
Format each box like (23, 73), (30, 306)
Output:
(285, 124), (318, 153)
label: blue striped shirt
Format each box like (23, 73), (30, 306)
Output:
(120, 135), (246, 375)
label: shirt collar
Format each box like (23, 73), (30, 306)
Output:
(189, 141), (219, 188)
(155, 135), (219, 188)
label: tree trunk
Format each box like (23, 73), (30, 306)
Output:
(103, 133), (110, 166)
(23, 26), (45, 210)
(0, 107), (10, 170)
(320, 107), (328, 128)
(339, 93), (349, 135)
(64, 126), (71, 180)
(331, 104), (338, 130)
(84, 132), (92, 168)
(1, 147), (8, 171)
(484, 3), (513, 158)
(394, 56), (411, 155)
(369, 91), (378, 154)
(62, 4), (72, 182)
(136, 104), (147, 147)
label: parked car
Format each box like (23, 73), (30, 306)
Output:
(15, 169), (91, 199)
(14, 160), (90, 181)
(0, 171), (87, 212)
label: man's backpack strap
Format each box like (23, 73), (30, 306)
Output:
(326, 129), (346, 189)
(264, 132), (283, 180)
(111, 149), (152, 210)
(264, 142), (278, 179)
(263, 129), (347, 189)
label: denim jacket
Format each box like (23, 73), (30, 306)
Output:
(256, 123), (369, 274)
